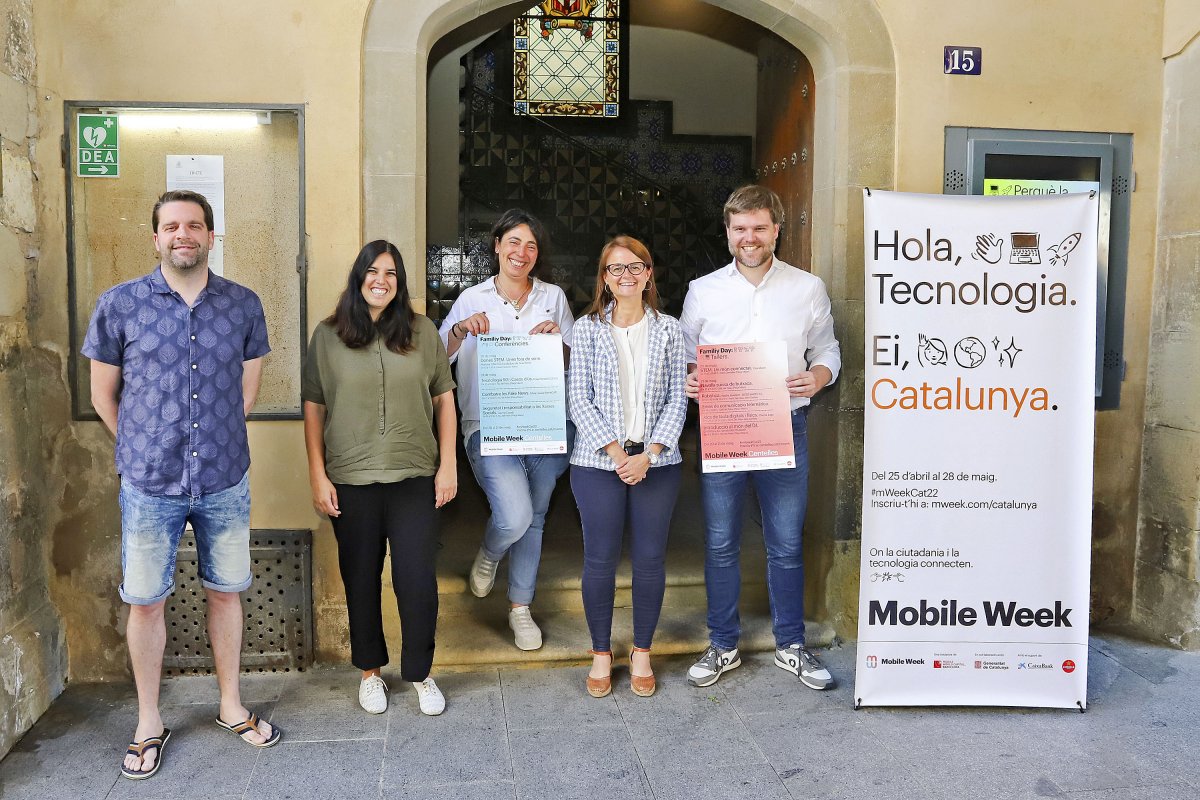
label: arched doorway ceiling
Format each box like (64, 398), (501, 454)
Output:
(362, 0), (895, 302)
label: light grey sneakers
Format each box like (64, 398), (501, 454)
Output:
(412, 678), (446, 715)
(508, 605), (543, 650)
(469, 548), (499, 598)
(687, 644), (741, 687)
(359, 675), (389, 714)
(775, 644), (835, 690)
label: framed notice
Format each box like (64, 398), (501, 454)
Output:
(477, 334), (568, 455)
(697, 341), (794, 473)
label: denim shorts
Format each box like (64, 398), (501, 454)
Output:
(118, 471), (252, 604)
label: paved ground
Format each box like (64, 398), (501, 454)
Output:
(2, 634), (1197, 800)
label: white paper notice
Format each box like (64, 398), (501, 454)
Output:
(166, 155), (226, 235)
(208, 236), (225, 276)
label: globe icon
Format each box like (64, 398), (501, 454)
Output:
(954, 337), (987, 368)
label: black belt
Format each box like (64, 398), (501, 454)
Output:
(622, 440), (645, 456)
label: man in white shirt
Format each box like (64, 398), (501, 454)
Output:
(679, 185), (841, 690)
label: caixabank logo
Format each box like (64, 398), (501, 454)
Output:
(1017, 661), (1054, 671)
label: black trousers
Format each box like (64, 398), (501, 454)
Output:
(330, 477), (438, 679)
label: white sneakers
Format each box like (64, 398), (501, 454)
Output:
(471, 553), (543, 652)
(412, 678), (446, 715)
(359, 675), (389, 714)
(509, 605), (543, 651)
(469, 548), (500, 598)
(359, 675), (446, 716)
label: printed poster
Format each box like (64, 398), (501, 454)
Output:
(697, 340), (795, 473)
(855, 190), (1097, 709)
(167, 155), (226, 274)
(477, 334), (567, 455)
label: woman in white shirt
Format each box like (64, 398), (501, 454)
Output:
(438, 210), (574, 651)
(568, 235), (687, 697)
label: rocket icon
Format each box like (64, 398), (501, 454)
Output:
(1047, 233), (1082, 266)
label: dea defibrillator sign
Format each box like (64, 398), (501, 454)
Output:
(77, 114), (119, 178)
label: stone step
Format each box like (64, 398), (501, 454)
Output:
(377, 433), (834, 668)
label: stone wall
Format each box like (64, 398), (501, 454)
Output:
(1133, 21), (1200, 648)
(0, 8), (1192, 748)
(0, 0), (66, 758)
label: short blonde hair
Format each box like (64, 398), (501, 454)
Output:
(723, 185), (785, 226)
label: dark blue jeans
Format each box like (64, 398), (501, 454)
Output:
(702, 410), (809, 649)
(571, 463), (682, 652)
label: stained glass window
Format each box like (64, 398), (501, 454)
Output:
(514, 1), (620, 118)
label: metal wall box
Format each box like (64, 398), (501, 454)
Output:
(944, 127), (1132, 410)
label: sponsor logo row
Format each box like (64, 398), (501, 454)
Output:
(864, 654), (1076, 673)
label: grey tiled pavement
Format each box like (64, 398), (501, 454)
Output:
(2, 634), (1198, 799)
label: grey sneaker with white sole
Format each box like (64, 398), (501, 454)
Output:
(775, 644), (835, 690)
(686, 644), (741, 687)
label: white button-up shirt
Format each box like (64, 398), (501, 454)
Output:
(438, 277), (575, 440)
(679, 257), (841, 411)
(610, 314), (650, 443)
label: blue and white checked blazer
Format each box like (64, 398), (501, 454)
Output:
(568, 304), (688, 470)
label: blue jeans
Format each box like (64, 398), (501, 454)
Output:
(571, 464), (682, 652)
(465, 429), (570, 605)
(118, 470), (252, 604)
(702, 410), (809, 649)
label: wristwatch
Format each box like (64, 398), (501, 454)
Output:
(647, 449), (661, 466)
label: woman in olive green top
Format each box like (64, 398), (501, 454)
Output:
(302, 240), (457, 717)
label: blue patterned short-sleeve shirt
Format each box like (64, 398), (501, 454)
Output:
(82, 266), (271, 497)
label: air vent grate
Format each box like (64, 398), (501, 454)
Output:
(163, 529), (312, 676)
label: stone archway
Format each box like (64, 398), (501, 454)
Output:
(363, 0), (895, 294)
(361, 0), (896, 636)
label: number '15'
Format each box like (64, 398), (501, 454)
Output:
(947, 48), (977, 73)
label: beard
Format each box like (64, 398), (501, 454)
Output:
(728, 240), (775, 270)
(163, 242), (208, 271)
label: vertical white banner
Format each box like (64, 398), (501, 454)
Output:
(855, 191), (1097, 709)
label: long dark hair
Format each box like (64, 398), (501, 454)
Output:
(584, 235), (661, 320)
(327, 240), (415, 353)
(491, 208), (554, 283)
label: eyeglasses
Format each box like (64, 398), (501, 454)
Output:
(605, 262), (647, 276)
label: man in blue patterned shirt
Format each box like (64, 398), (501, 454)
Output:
(83, 190), (280, 780)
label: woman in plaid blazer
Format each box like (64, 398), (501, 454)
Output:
(568, 235), (687, 698)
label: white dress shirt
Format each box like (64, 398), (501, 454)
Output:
(679, 257), (841, 410)
(438, 277), (575, 440)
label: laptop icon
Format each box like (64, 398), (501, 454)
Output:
(1009, 232), (1041, 264)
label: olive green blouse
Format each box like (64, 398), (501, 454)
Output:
(302, 316), (455, 485)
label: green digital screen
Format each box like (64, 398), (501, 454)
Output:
(983, 179), (1099, 197)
